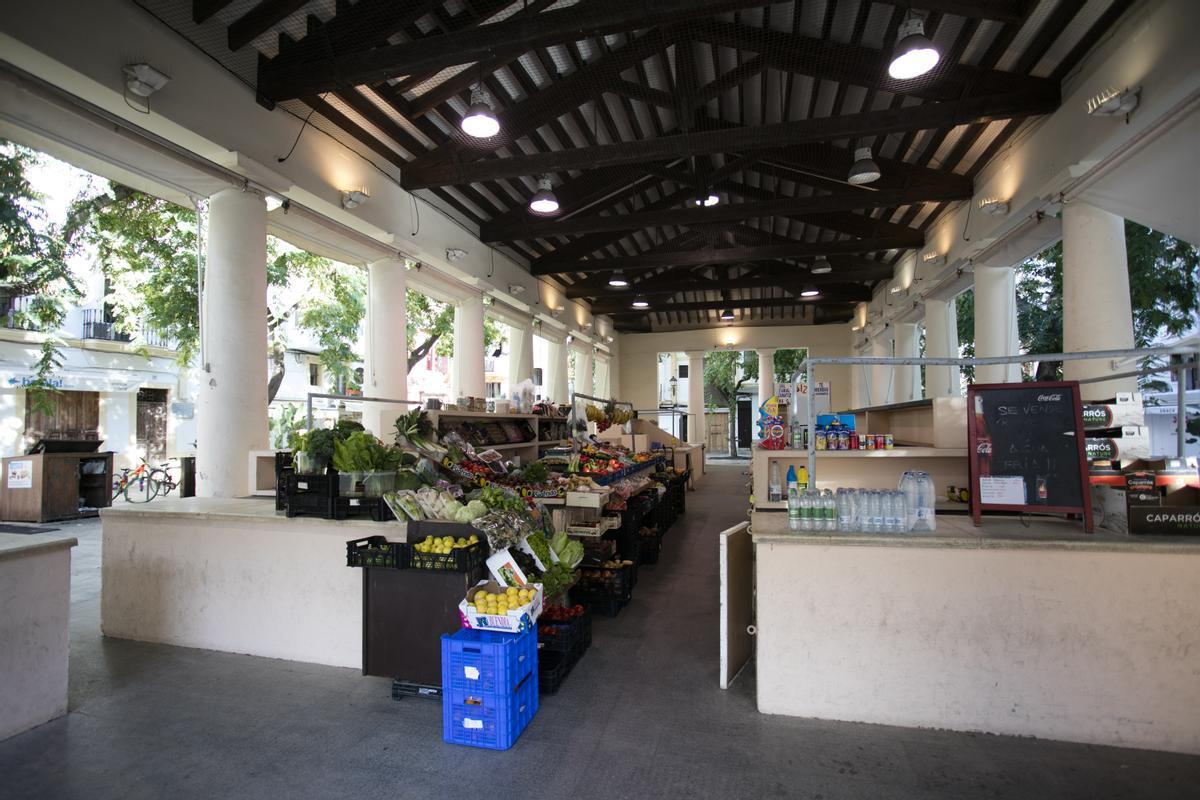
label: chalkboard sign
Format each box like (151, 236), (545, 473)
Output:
(967, 381), (1093, 532)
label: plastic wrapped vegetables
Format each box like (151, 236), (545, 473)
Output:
(384, 490), (425, 521)
(549, 531), (584, 569)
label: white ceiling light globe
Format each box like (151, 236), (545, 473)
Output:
(461, 102), (500, 138)
(889, 15), (940, 80)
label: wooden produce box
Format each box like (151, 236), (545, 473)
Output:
(1, 451), (113, 522)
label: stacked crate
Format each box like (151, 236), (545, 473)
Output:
(440, 628), (538, 750)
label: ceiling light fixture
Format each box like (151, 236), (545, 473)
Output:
(979, 197), (1010, 216)
(528, 175), (560, 216)
(800, 287), (821, 298)
(631, 297), (650, 309)
(461, 85), (500, 138)
(445, 247), (467, 261)
(693, 190), (720, 207)
(607, 270), (629, 288)
(123, 63), (170, 97)
(922, 251), (945, 265)
(847, 146), (881, 185)
(811, 257), (832, 274)
(889, 12), (940, 80)
(340, 189), (369, 209)
(1086, 86), (1139, 118)
(890, 285), (903, 294)
(719, 308), (735, 321)
(264, 195), (285, 212)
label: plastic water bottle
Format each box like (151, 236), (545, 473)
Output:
(894, 490), (909, 533)
(869, 491), (883, 533)
(787, 467), (801, 532)
(799, 490), (813, 531)
(768, 461), (782, 503)
(880, 491), (895, 533)
(836, 489), (852, 531)
(823, 489), (837, 531)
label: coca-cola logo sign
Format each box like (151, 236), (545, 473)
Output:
(976, 442), (992, 455)
(1037, 394), (1062, 402)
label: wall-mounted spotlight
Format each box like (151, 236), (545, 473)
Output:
(979, 197), (1009, 216)
(341, 189), (369, 209)
(446, 248), (468, 261)
(922, 251), (945, 265)
(507, 284), (526, 295)
(123, 63), (170, 97)
(1086, 87), (1139, 118)
(811, 257), (832, 274)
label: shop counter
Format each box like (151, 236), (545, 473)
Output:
(101, 498), (388, 669)
(0, 531), (77, 741)
(747, 512), (1200, 755)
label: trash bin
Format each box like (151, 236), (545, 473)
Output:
(180, 455), (196, 497)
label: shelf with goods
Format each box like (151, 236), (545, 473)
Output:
(751, 446), (969, 512)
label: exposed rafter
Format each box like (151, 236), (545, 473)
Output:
(402, 88), (1057, 188)
(228, 0), (308, 51)
(257, 0), (771, 102)
(563, 263), (895, 299)
(534, 238), (913, 276)
(593, 293), (871, 315)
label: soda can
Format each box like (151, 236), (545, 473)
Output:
(849, 431), (859, 450)
(875, 433), (886, 450)
(864, 433), (875, 450)
(857, 434), (866, 450)
(885, 434), (894, 450)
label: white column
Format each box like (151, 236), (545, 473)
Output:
(974, 266), (1021, 384)
(576, 347), (595, 397)
(892, 323), (921, 402)
(546, 338), (569, 403)
(506, 319), (535, 390)
(0, 389), (25, 457)
(924, 298), (961, 397)
(595, 357), (611, 398)
(756, 349), (776, 407)
(196, 188), (267, 498)
(451, 295), (485, 399)
(1062, 201), (1136, 401)
(363, 258), (408, 438)
(684, 350), (706, 445)
(868, 333), (894, 406)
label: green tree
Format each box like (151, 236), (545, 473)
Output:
(704, 350), (754, 455)
(403, 286), (502, 373)
(0, 141), (81, 412)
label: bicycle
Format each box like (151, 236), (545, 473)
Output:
(148, 461), (179, 497)
(112, 460), (160, 503)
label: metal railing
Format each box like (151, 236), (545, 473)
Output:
(305, 392), (422, 430)
(798, 345), (1200, 481)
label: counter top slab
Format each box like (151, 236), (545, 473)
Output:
(750, 510), (1200, 554)
(101, 497), (401, 532)
(0, 531), (78, 562)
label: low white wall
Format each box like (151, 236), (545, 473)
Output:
(0, 539), (74, 741)
(102, 508), (364, 668)
(755, 542), (1200, 754)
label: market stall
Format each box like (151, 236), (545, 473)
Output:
(101, 399), (691, 747)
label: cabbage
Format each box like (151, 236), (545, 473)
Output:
(465, 500), (488, 520)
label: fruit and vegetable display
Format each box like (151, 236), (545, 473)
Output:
(413, 533), (480, 554)
(467, 585), (537, 616)
(333, 431), (404, 473)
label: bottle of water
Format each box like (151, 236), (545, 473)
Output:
(868, 491), (883, 533)
(768, 461), (782, 503)
(798, 490), (812, 531)
(894, 490), (910, 533)
(823, 489), (837, 531)
(880, 490), (895, 533)
(836, 488), (852, 531)
(787, 479), (801, 532)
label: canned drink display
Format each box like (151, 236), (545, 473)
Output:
(875, 433), (886, 450)
(864, 433), (874, 450)
(885, 433), (894, 450)
(858, 434), (866, 450)
(849, 432), (859, 449)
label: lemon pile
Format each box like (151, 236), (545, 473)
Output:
(414, 534), (478, 554)
(470, 586), (534, 616)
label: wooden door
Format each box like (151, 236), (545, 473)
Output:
(136, 388), (168, 462)
(719, 521), (754, 689)
(24, 391), (100, 444)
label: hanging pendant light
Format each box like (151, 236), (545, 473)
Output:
(607, 270), (629, 288)
(631, 297), (650, 309)
(719, 308), (735, 321)
(888, 13), (940, 80)
(800, 287), (821, 298)
(692, 190), (720, 207)
(811, 257), (832, 274)
(461, 85), (500, 138)
(528, 175), (560, 216)
(847, 146), (881, 185)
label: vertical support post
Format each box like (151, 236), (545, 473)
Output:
(806, 359), (815, 480)
(363, 258), (408, 437)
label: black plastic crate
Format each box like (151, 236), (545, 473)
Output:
(576, 563), (632, 604)
(537, 620), (575, 654)
(285, 491), (334, 519)
(274, 452), (293, 511)
(346, 535), (408, 569)
(391, 679), (441, 700)
(538, 648), (572, 694)
(410, 540), (487, 572)
(639, 529), (662, 565)
(330, 495), (396, 522)
(574, 592), (624, 618)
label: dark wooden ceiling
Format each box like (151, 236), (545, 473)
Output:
(172, 0), (1130, 332)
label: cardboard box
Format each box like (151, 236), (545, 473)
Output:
(1091, 483), (1129, 534)
(486, 548), (530, 587)
(459, 580), (544, 633)
(1086, 425), (1150, 462)
(1082, 392), (1144, 430)
(1123, 458), (1200, 535)
(816, 413), (856, 431)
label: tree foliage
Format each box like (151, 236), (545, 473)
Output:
(403, 284), (501, 373)
(0, 142), (81, 412)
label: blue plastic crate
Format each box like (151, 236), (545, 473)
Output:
(442, 672), (539, 750)
(441, 628), (536, 695)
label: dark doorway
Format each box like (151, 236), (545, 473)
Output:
(736, 397), (753, 449)
(136, 388), (168, 463)
(679, 412), (688, 443)
(25, 391), (100, 444)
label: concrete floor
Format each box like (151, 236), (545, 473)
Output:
(2, 465), (1199, 799)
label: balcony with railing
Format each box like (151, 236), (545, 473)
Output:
(79, 309), (175, 350)
(2, 295), (39, 331)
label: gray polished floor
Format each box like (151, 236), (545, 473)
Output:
(1, 466), (1198, 799)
